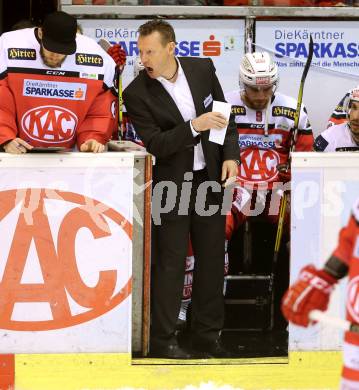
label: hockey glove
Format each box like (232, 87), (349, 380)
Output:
(281, 264), (337, 327)
(277, 163), (291, 183)
(107, 44), (127, 71)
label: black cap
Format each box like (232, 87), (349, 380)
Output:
(42, 11), (77, 55)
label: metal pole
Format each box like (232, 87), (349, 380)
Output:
(244, 15), (255, 53)
(0, 0), (3, 34)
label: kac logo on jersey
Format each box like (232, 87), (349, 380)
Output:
(76, 53), (103, 67)
(8, 48), (36, 60)
(239, 148), (280, 183)
(21, 105), (78, 144)
(23, 79), (87, 101)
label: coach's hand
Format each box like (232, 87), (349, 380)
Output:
(191, 112), (228, 132)
(221, 160), (239, 188)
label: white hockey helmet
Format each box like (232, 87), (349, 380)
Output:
(239, 51), (278, 88)
(344, 85), (359, 116)
(134, 57), (145, 78)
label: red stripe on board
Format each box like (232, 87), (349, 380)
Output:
(0, 354), (14, 390)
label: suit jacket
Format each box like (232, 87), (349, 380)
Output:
(123, 57), (239, 189)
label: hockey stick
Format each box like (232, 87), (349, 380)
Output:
(309, 310), (359, 333)
(98, 38), (125, 140)
(269, 36), (314, 330)
(118, 69), (124, 139)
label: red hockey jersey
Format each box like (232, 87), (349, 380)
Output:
(330, 199), (359, 382)
(333, 200), (359, 328)
(225, 90), (313, 188)
(0, 28), (117, 149)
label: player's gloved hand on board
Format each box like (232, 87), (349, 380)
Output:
(281, 264), (337, 327)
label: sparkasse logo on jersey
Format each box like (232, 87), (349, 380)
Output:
(23, 79), (87, 101)
(8, 48), (36, 60)
(76, 53), (103, 67)
(0, 188), (132, 331)
(21, 105), (78, 144)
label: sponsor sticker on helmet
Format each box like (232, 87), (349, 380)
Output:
(256, 76), (270, 85)
(347, 276), (359, 324)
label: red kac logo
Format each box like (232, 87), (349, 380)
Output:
(21, 105), (78, 144)
(0, 189), (132, 331)
(239, 148), (280, 183)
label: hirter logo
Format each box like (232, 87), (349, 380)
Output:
(76, 53), (103, 67)
(21, 105), (77, 144)
(0, 188), (132, 331)
(8, 48), (36, 60)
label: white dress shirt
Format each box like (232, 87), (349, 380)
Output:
(157, 58), (206, 171)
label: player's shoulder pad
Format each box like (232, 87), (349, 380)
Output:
(76, 34), (115, 67)
(76, 35), (116, 87)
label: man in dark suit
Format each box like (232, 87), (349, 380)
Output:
(123, 20), (239, 359)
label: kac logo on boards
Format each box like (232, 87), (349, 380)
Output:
(0, 189), (132, 331)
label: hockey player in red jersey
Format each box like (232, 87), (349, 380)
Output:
(0, 11), (117, 154)
(315, 86), (359, 152)
(222, 52), (314, 330)
(282, 197), (359, 389)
